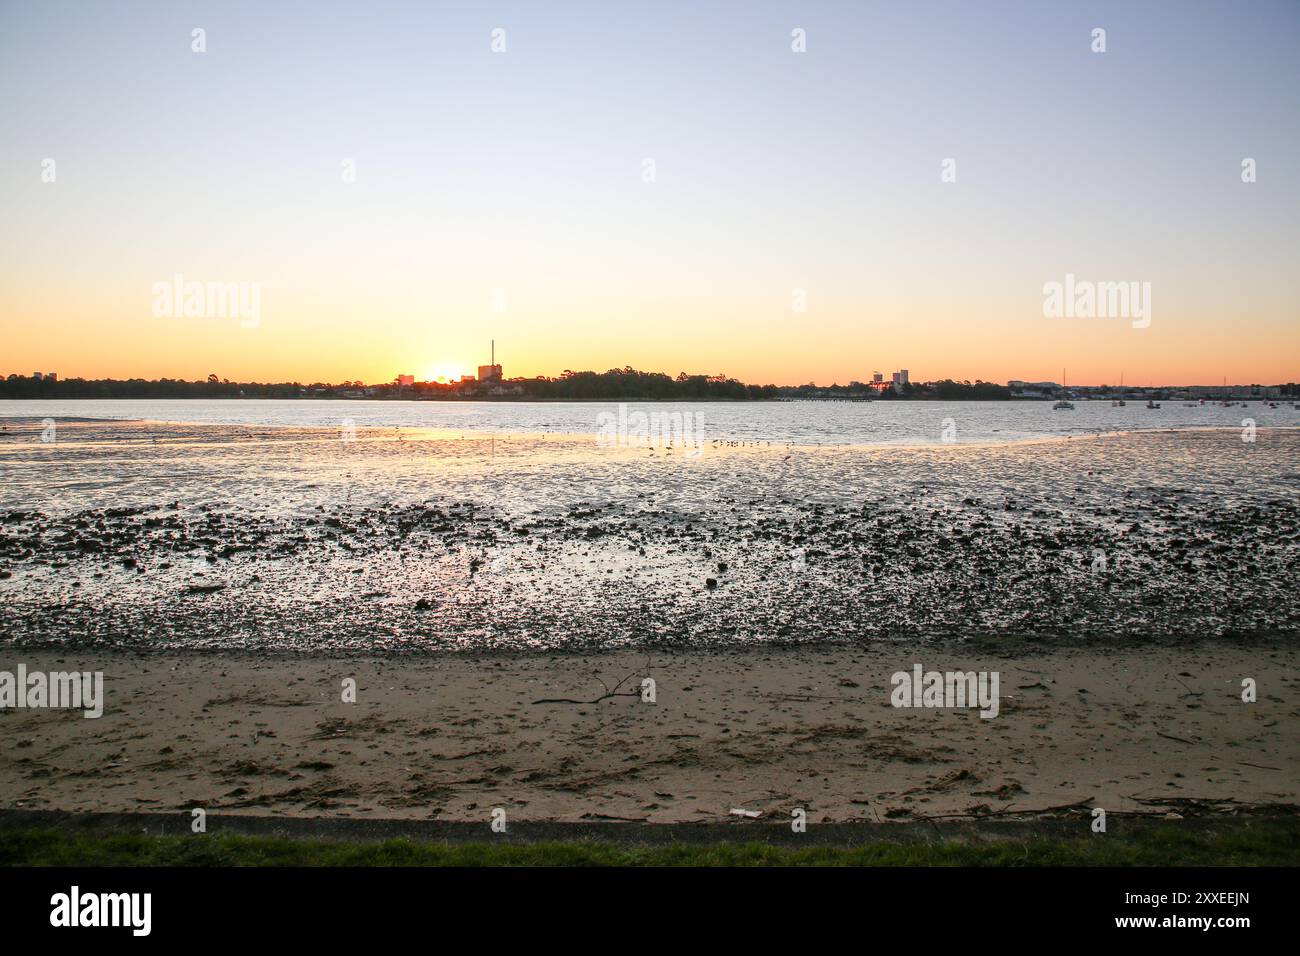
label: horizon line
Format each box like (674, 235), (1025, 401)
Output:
(4, 370), (1298, 391)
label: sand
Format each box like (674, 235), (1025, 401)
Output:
(3, 642), (1295, 823)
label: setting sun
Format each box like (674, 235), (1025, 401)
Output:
(423, 364), (465, 384)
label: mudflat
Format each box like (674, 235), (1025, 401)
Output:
(2, 421), (1298, 651)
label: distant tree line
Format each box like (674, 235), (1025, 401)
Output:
(778, 379), (1011, 400)
(0, 371), (1052, 402)
(911, 379), (1012, 400)
(0, 375), (302, 399)
(0, 370), (779, 400)
(529, 368), (779, 400)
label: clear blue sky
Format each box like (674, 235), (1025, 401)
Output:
(2, 0), (1297, 385)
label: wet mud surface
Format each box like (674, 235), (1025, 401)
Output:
(1, 420), (1297, 652)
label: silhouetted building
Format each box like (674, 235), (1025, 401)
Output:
(478, 339), (503, 382)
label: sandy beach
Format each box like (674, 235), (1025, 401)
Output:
(2, 641), (1296, 823)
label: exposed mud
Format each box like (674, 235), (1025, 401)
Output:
(1, 420), (1297, 652)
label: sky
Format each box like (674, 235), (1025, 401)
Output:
(1, 0), (1297, 387)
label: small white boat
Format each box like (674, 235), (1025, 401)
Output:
(1055, 368), (1073, 409)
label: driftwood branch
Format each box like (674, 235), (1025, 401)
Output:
(917, 798), (1096, 822)
(532, 657), (652, 705)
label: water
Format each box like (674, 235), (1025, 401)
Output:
(2, 398), (1295, 446)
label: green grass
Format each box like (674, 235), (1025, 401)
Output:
(2, 823), (1297, 866)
